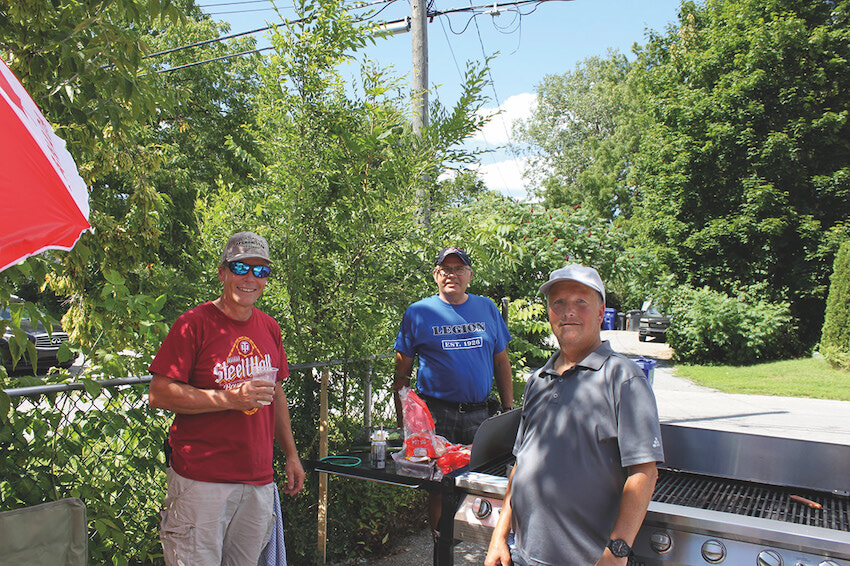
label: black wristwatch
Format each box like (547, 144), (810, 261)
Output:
(607, 539), (631, 558)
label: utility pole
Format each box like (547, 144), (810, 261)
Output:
(411, 0), (431, 228)
(411, 0), (428, 132)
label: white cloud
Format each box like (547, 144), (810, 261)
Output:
(472, 157), (533, 200)
(441, 92), (539, 199)
(471, 92), (537, 145)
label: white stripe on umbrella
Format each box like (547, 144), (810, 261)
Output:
(0, 58), (92, 273)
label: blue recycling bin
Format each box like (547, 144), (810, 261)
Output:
(632, 357), (657, 387)
(602, 307), (616, 330)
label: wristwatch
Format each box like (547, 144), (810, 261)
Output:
(607, 539), (631, 558)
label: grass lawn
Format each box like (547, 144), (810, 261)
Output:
(674, 357), (850, 401)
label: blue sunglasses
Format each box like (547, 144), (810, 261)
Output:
(227, 261), (271, 278)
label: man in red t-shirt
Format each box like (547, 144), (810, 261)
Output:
(149, 231), (305, 565)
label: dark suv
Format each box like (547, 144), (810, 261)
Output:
(1, 297), (72, 373)
(639, 305), (671, 343)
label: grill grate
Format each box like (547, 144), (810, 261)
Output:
(653, 470), (850, 531)
(471, 454), (515, 477)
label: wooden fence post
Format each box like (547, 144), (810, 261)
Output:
(317, 368), (329, 565)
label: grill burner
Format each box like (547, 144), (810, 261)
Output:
(653, 469), (850, 531)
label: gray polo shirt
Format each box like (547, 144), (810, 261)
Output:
(510, 341), (663, 566)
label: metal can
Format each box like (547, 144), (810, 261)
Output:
(370, 430), (387, 469)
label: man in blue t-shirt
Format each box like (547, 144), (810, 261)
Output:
(393, 246), (513, 534)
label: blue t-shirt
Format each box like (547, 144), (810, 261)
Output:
(394, 294), (511, 403)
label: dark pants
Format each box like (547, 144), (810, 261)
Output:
(423, 397), (488, 445)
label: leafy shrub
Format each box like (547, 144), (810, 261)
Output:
(821, 241), (850, 370)
(507, 299), (552, 363)
(0, 384), (169, 565)
(667, 285), (796, 365)
(277, 467), (426, 564)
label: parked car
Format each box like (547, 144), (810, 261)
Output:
(1, 297), (72, 373)
(639, 303), (671, 343)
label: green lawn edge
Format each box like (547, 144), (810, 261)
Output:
(673, 357), (850, 401)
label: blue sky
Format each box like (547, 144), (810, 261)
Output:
(201, 0), (684, 198)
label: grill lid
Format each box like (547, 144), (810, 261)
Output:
(468, 409), (520, 471)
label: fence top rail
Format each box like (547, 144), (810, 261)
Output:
(2, 353), (394, 398)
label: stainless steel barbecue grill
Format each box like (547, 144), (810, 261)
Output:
(451, 421), (850, 566)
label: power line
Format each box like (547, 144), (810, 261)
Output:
(153, 15), (410, 73)
(145, 21), (293, 59)
(152, 0), (567, 78)
(156, 46), (274, 73)
(437, 14), (464, 79)
(198, 0), (274, 6)
(468, 0), (521, 191)
(146, 0), (400, 60)
(206, 7), (280, 14)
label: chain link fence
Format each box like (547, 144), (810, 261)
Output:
(0, 355), (397, 565)
(1, 377), (167, 565)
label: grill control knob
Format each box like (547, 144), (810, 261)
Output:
(701, 540), (726, 563)
(473, 497), (492, 519)
(757, 550), (782, 566)
(649, 531), (672, 553)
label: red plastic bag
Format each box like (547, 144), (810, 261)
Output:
(400, 387), (443, 458)
(436, 444), (471, 475)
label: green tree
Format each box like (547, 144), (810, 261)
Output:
(514, 53), (644, 219)
(1, 0), (186, 379)
(666, 284), (794, 365)
(821, 241), (850, 369)
(436, 191), (652, 309)
(631, 0), (850, 352)
(0, 2), (270, 380)
(195, 0), (493, 559)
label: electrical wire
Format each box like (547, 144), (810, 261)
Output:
(147, 0), (400, 60)
(467, 0), (516, 191)
(430, 0), (571, 18)
(490, 5), (521, 35)
(198, 0), (274, 6)
(438, 14), (464, 79)
(154, 46), (274, 73)
(206, 7), (281, 15)
(152, 0), (567, 79)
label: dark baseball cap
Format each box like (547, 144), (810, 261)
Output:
(434, 247), (471, 266)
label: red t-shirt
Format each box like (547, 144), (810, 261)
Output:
(149, 301), (289, 485)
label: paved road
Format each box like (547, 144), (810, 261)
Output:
(332, 331), (850, 565)
(602, 330), (850, 445)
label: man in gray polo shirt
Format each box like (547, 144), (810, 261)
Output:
(485, 265), (663, 566)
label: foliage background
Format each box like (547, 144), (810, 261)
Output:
(2, 0), (849, 563)
(820, 241), (850, 369)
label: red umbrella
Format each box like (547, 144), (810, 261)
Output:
(0, 57), (92, 273)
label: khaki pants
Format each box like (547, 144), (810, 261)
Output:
(160, 468), (275, 566)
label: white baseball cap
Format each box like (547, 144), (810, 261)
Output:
(539, 264), (605, 303)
